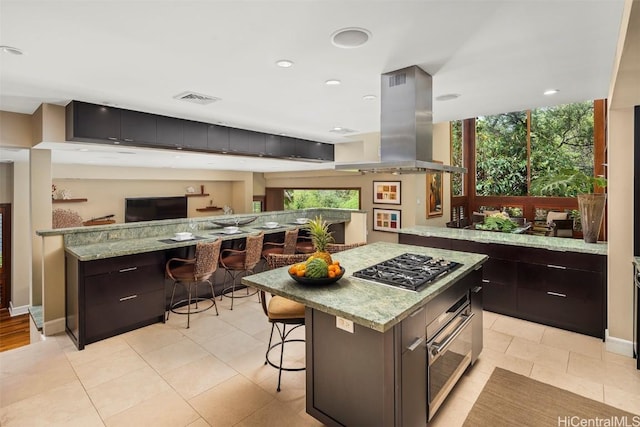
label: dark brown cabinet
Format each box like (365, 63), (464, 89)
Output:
(66, 100), (333, 161)
(399, 233), (606, 338)
(66, 100), (121, 142)
(121, 110), (157, 145)
(66, 251), (166, 350)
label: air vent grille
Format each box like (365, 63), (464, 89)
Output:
(173, 91), (220, 105)
(389, 73), (406, 87)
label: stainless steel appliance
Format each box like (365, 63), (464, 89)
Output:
(426, 293), (474, 420)
(353, 253), (480, 420)
(352, 253), (461, 292)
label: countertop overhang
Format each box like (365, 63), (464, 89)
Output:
(242, 241), (487, 333)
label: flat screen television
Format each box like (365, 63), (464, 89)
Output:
(125, 196), (187, 222)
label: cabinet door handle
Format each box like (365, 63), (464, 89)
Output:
(119, 294), (138, 302)
(407, 336), (425, 351)
(123, 138), (134, 142)
(119, 267), (138, 273)
(107, 137), (118, 141)
(482, 279), (490, 283)
(547, 291), (567, 298)
(547, 264), (567, 270)
(472, 286), (482, 293)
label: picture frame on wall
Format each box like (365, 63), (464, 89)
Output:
(426, 164), (443, 217)
(373, 208), (401, 232)
(373, 181), (401, 205)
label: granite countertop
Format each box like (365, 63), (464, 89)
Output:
(65, 226), (295, 261)
(400, 225), (607, 256)
(242, 241), (487, 333)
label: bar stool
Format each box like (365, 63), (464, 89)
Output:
(262, 253), (309, 391)
(262, 228), (299, 260)
(219, 231), (264, 310)
(326, 242), (367, 253)
(166, 239), (222, 328)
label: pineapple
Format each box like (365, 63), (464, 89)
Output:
(306, 215), (334, 265)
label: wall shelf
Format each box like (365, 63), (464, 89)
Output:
(52, 198), (88, 203)
(196, 206), (223, 212)
(185, 193), (210, 197)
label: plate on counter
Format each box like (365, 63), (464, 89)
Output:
(288, 267), (345, 286)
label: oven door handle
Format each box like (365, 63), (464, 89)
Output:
(430, 312), (475, 358)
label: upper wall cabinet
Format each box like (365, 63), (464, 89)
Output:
(121, 110), (157, 145)
(65, 100), (332, 162)
(66, 101), (121, 142)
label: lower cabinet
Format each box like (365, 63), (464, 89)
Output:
(66, 251), (166, 350)
(399, 233), (606, 338)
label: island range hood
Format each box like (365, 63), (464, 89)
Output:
(335, 65), (466, 174)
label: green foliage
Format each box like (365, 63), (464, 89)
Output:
(530, 168), (607, 196)
(451, 120), (464, 196)
(475, 215), (519, 233)
(284, 189), (359, 210)
(306, 215), (334, 252)
(474, 101), (595, 197)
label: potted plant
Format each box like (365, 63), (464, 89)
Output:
(531, 169), (607, 243)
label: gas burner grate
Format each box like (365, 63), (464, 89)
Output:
(352, 253), (461, 291)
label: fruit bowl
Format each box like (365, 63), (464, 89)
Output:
(288, 267), (346, 285)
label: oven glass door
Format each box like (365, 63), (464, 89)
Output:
(427, 309), (474, 419)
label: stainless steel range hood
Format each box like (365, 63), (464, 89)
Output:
(335, 65), (466, 174)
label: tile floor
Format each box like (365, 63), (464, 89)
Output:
(1, 298), (639, 426)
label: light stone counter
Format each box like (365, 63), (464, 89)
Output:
(400, 225), (607, 256)
(242, 241), (487, 333)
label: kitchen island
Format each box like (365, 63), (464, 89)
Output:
(242, 242), (487, 427)
(399, 225), (607, 338)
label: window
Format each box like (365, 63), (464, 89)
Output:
(284, 189), (360, 210)
(475, 111), (528, 196)
(451, 120), (464, 196)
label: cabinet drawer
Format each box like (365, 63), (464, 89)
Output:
(520, 247), (605, 272)
(517, 263), (602, 300)
(400, 306), (426, 353)
(83, 251), (164, 276)
(85, 264), (164, 305)
(482, 281), (517, 315)
(85, 289), (165, 342)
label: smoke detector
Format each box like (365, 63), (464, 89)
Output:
(173, 91), (220, 105)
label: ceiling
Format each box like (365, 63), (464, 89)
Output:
(0, 0), (627, 172)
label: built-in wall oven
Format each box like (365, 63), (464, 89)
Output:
(426, 293), (474, 420)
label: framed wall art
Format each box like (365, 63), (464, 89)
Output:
(426, 165), (443, 218)
(373, 208), (401, 232)
(373, 181), (401, 205)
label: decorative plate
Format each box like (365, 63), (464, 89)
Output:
(288, 267), (346, 285)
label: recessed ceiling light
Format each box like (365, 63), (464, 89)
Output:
(435, 93), (461, 101)
(275, 59), (294, 68)
(331, 27), (371, 48)
(362, 94), (377, 101)
(0, 45), (24, 55)
(325, 79), (341, 86)
(544, 89), (559, 95)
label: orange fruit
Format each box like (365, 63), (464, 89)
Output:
(288, 265), (297, 274)
(328, 271), (336, 278)
(296, 269), (306, 277)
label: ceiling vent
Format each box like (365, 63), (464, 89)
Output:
(173, 91), (220, 105)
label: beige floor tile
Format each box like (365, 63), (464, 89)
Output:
(428, 392), (475, 427)
(179, 314), (240, 345)
(225, 345), (280, 385)
(161, 355), (238, 399)
(141, 337), (209, 374)
(568, 352), (640, 395)
(482, 310), (499, 329)
(482, 328), (513, 353)
(491, 315), (546, 343)
(228, 308), (273, 337)
(473, 347), (533, 377)
(541, 327), (603, 360)
(86, 365), (172, 419)
(122, 322), (187, 354)
(65, 335), (130, 366)
(0, 352), (78, 407)
(235, 398), (318, 427)
(448, 366), (492, 404)
(602, 348), (637, 368)
(104, 389), (200, 427)
(0, 380), (104, 427)
(604, 384), (640, 415)
(530, 364), (604, 402)
(505, 336), (570, 372)
(1, 338), (65, 376)
(200, 328), (265, 363)
(186, 418), (211, 427)
(257, 364), (307, 404)
(189, 375), (274, 427)
(73, 346), (148, 389)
